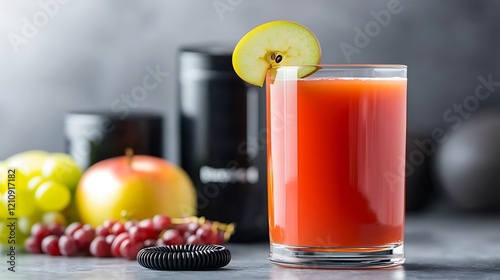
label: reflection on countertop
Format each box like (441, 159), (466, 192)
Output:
(1, 213), (499, 280)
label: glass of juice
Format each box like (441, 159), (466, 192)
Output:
(266, 64), (407, 268)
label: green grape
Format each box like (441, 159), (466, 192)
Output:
(0, 221), (9, 245)
(1, 168), (28, 192)
(41, 153), (82, 191)
(0, 220), (26, 246)
(5, 150), (49, 178)
(42, 211), (67, 226)
(16, 235), (28, 249)
(35, 181), (71, 212)
(0, 162), (21, 195)
(0, 162), (7, 194)
(0, 169), (35, 217)
(27, 175), (45, 192)
(18, 215), (39, 235)
(6, 187), (36, 217)
(0, 182), (6, 195)
(0, 193), (6, 220)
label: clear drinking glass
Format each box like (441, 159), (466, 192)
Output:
(266, 65), (407, 268)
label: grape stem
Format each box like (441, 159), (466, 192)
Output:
(170, 216), (236, 241)
(125, 148), (134, 168)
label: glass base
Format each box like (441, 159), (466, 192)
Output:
(269, 243), (405, 269)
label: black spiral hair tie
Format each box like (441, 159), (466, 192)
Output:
(137, 245), (231, 270)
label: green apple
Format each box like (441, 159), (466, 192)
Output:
(232, 20), (322, 86)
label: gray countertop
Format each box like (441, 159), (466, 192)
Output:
(1, 213), (500, 280)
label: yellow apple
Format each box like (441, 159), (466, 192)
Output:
(76, 151), (197, 227)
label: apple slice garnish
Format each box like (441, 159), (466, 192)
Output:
(232, 20), (322, 87)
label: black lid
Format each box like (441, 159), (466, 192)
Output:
(65, 111), (164, 169)
(179, 44), (235, 72)
(65, 111), (163, 125)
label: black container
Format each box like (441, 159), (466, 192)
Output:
(65, 111), (163, 170)
(179, 45), (268, 242)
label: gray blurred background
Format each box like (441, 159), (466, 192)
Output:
(1, 0), (500, 212)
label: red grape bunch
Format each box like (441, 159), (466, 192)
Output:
(24, 215), (235, 260)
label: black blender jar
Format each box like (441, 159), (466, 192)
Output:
(179, 45), (268, 242)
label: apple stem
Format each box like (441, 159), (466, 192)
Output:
(125, 148), (134, 167)
(121, 210), (131, 221)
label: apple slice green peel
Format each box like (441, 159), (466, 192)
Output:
(232, 20), (322, 86)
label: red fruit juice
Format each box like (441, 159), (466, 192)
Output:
(267, 77), (407, 248)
